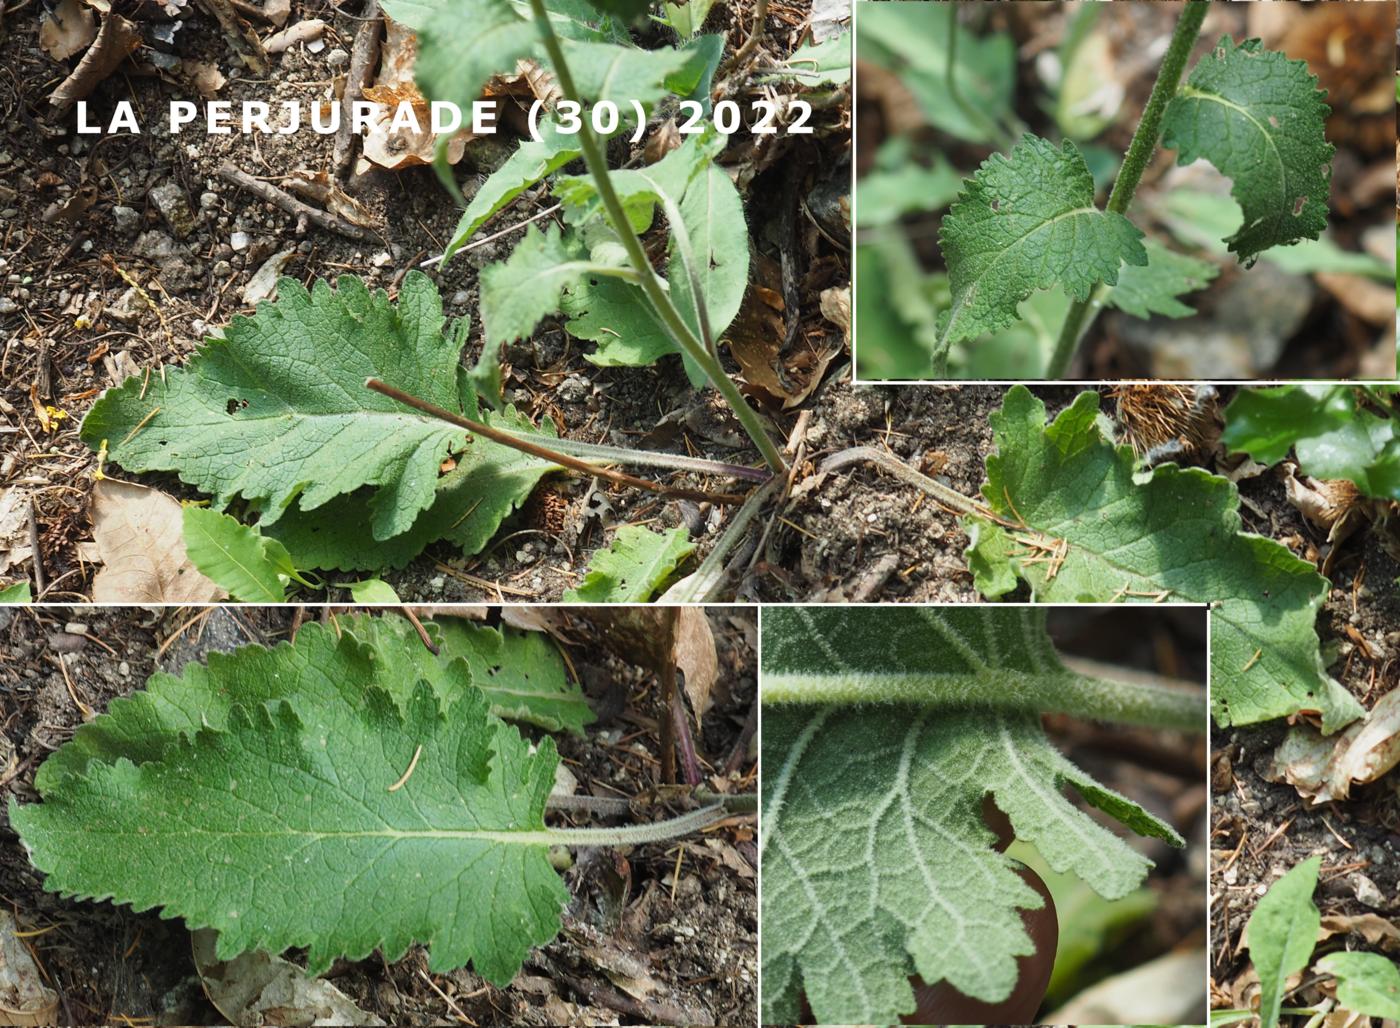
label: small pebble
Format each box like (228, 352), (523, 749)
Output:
(64, 622), (88, 635)
(199, 191), (218, 209)
(325, 47), (349, 67)
(118, 661), (131, 677)
(230, 231), (250, 251)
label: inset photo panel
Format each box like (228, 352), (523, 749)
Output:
(0, 604), (757, 1027)
(758, 603), (1208, 1026)
(852, 0), (1396, 382)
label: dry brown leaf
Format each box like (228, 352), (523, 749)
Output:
(1315, 272), (1395, 326)
(577, 608), (717, 723)
(0, 911), (60, 1028)
(1320, 913), (1400, 953)
(1270, 690), (1400, 804)
(819, 285), (850, 344)
(184, 59), (226, 98)
(0, 488), (32, 577)
(39, 0), (96, 61)
(48, 13), (141, 109)
(90, 479), (226, 603)
(361, 18), (468, 170)
(191, 930), (384, 1027)
(285, 169), (376, 227)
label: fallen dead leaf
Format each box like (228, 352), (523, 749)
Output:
(184, 59), (227, 98)
(192, 930), (384, 1027)
(285, 169), (375, 228)
(90, 479), (226, 603)
(0, 488), (32, 577)
(0, 911), (60, 1028)
(582, 608), (718, 723)
(1270, 689), (1400, 804)
(48, 13), (141, 109)
(361, 17), (468, 170)
(242, 248), (295, 305)
(819, 285), (850, 344)
(1320, 913), (1400, 953)
(39, 0), (96, 61)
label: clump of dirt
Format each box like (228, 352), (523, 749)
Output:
(0, 605), (757, 1026)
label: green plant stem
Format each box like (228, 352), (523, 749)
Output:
(526, 0), (788, 476)
(1046, 0), (1208, 378)
(944, 4), (1012, 151)
(761, 670), (1205, 733)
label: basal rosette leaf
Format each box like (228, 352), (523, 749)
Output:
(962, 387), (1363, 733)
(1317, 953), (1400, 1020)
(936, 134), (1147, 352)
(80, 273), (469, 542)
(564, 524), (695, 602)
(12, 682), (567, 984)
(262, 404), (558, 572)
(181, 507), (300, 603)
(1246, 855), (1321, 1028)
(1161, 36), (1333, 265)
(31, 619), (478, 793)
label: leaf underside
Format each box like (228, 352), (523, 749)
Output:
(963, 387), (1362, 733)
(762, 703), (1176, 1025)
(1161, 36), (1333, 265)
(759, 606), (1182, 1025)
(1108, 238), (1219, 320)
(937, 134), (1147, 349)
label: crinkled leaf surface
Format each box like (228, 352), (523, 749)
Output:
(1246, 855), (1321, 1028)
(32, 619), (475, 793)
(12, 682), (567, 984)
(565, 524), (694, 602)
(1107, 238), (1219, 320)
(963, 387), (1362, 733)
(80, 273), (468, 541)
(342, 613), (593, 734)
(481, 225), (615, 346)
(937, 134), (1146, 350)
(1161, 36), (1333, 264)
(1317, 952), (1400, 1020)
(263, 405), (557, 572)
(1223, 386), (1400, 500)
(760, 607), (1184, 1025)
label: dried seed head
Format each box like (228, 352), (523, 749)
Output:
(1107, 384), (1217, 462)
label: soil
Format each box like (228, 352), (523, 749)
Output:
(0, 0), (850, 602)
(0, 604), (758, 1026)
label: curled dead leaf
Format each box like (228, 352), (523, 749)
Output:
(39, 0), (97, 61)
(192, 929), (384, 1027)
(0, 911), (60, 1028)
(1271, 689), (1400, 804)
(90, 479), (226, 603)
(1320, 913), (1400, 953)
(48, 13), (141, 110)
(285, 169), (376, 228)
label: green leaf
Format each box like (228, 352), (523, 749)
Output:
(853, 233), (943, 379)
(564, 524), (694, 602)
(856, 149), (962, 229)
(81, 273), (469, 542)
(1222, 386), (1400, 500)
(337, 613), (592, 734)
(565, 275), (677, 369)
(346, 578), (401, 603)
(578, 0), (648, 21)
(182, 507), (296, 603)
(1161, 36), (1334, 265)
(962, 387), (1363, 733)
(1317, 952), (1400, 1019)
(12, 681), (567, 985)
(264, 405), (557, 572)
(1107, 238), (1218, 320)
(762, 31), (850, 86)
(937, 134), (1147, 350)
(857, 2), (1013, 144)
(565, 36), (718, 107)
(433, 620), (594, 733)
(441, 123), (582, 266)
(760, 607), (1184, 1025)
(661, 0), (715, 38)
(1245, 856), (1321, 1028)
(0, 582), (31, 603)
(481, 225), (622, 346)
(404, 0), (538, 112)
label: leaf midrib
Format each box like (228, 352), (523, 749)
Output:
(1176, 84), (1288, 216)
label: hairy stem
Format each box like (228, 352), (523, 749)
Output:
(1046, 0), (1208, 377)
(542, 802), (730, 846)
(761, 670), (1205, 733)
(525, 0), (788, 475)
(365, 378), (752, 504)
